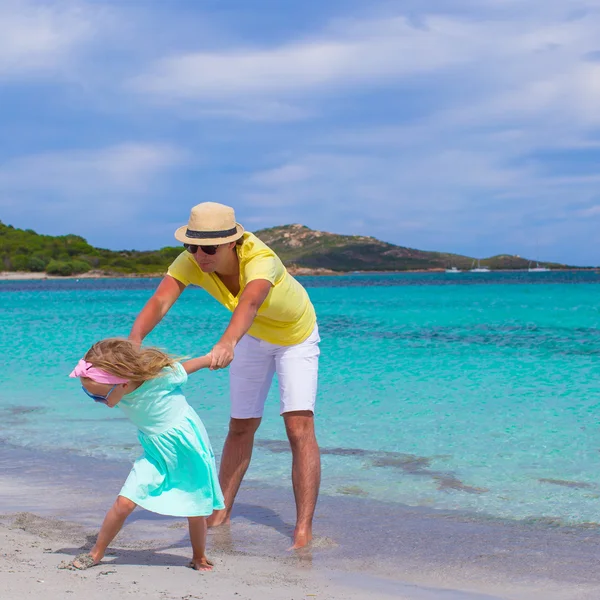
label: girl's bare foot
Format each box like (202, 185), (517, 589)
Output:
(59, 553), (100, 570)
(189, 556), (214, 571)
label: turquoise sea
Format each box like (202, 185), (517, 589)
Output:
(2, 271), (600, 527)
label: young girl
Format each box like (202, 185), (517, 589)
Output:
(65, 338), (224, 571)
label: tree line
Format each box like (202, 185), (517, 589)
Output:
(0, 221), (180, 276)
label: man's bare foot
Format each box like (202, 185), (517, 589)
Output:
(189, 557), (214, 571)
(206, 509), (230, 528)
(59, 553), (101, 570)
(289, 527), (312, 550)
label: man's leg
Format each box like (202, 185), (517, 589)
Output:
(208, 334), (274, 527)
(276, 325), (321, 548)
(207, 417), (261, 527)
(283, 410), (321, 549)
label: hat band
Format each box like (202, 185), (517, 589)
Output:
(185, 226), (238, 239)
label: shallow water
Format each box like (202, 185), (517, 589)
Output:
(1, 271), (600, 525)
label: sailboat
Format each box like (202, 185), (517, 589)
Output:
(445, 266), (462, 273)
(528, 261), (550, 273)
(470, 260), (490, 273)
(528, 241), (550, 272)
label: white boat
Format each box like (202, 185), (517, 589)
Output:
(528, 262), (550, 272)
(445, 266), (462, 273)
(470, 260), (490, 273)
(528, 242), (550, 272)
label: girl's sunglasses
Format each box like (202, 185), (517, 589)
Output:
(81, 384), (117, 404)
(184, 243), (219, 256)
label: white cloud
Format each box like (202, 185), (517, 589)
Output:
(0, 0), (100, 79)
(245, 154), (516, 231)
(241, 130), (600, 262)
(130, 4), (600, 108)
(251, 164), (312, 186)
(168, 100), (314, 123)
(131, 16), (480, 102)
(0, 143), (185, 196)
(0, 141), (188, 248)
(0, 143), (185, 214)
(576, 205), (600, 217)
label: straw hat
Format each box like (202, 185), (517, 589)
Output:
(174, 202), (245, 245)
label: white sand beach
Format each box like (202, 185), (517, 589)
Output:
(0, 268), (343, 281)
(0, 514), (394, 600)
(2, 445), (600, 600)
(3, 506), (600, 600)
(0, 271), (157, 280)
(0, 271), (54, 280)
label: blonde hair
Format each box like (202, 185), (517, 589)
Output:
(84, 338), (176, 382)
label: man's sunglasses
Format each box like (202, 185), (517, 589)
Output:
(184, 243), (219, 256)
(81, 384), (117, 404)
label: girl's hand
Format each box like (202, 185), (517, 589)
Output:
(182, 353), (213, 375)
(210, 340), (235, 370)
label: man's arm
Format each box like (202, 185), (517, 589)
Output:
(210, 279), (272, 370)
(129, 275), (186, 344)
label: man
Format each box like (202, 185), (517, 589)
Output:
(129, 202), (321, 548)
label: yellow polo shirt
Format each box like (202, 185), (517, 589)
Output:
(167, 232), (316, 346)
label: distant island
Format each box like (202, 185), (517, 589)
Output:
(0, 220), (578, 277)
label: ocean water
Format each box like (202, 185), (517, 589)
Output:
(2, 271), (600, 526)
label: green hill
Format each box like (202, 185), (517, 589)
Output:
(0, 220), (181, 276)
(256, 224), (569, 271)
(0, 220), (570, 276)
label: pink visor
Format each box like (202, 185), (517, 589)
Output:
(69, 359), (129, 384)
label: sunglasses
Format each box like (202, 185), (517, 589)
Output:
(81, 384), (117, 404)
(184, 243), (219, 256)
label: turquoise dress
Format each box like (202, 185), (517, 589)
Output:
(117, 363), (225, 517)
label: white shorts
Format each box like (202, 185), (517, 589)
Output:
(229, 325), (320, 419)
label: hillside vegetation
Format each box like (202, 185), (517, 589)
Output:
(0, 220), (568, 275)
(257, 224), (567, 271)
(0, 220), (180, 275)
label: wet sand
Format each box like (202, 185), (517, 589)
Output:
(2, 443), (600, 599)
(1, 513), (396, 600)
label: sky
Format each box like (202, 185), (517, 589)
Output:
(1, 0), (600, 265)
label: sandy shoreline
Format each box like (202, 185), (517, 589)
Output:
(2, 516), (409, 600)
(2, 443), (600, 599)
(1, 513), (400, 600)
(1, 268), (597, 281)
(0, 270), (163, 281)
(0, 268), (340, 280)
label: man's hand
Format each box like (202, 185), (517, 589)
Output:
(209, 279), (272, 371)
(210, 340), (235, 370)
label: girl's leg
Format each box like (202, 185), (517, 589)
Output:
(72, 495), (136, 568)
(188, 516), (213, 571)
